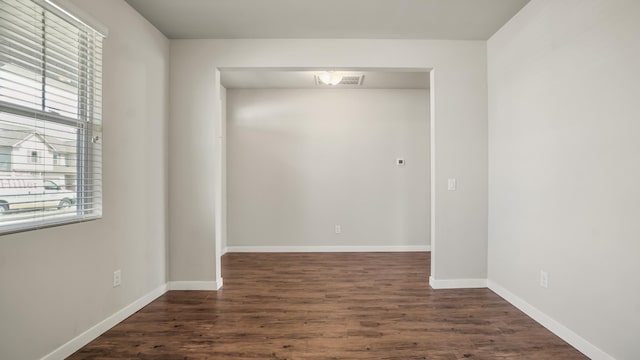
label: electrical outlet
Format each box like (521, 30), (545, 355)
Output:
(113, 270), (121, 288)
(540, 270), (548, 288)
(335, 225), (341, 234)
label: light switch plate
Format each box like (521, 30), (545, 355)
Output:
(447, 178), (457, 191)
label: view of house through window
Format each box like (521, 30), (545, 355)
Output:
(0, 0), (103, 232)
(0, 112), (79, 225)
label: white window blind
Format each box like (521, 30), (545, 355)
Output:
(0, 0), (104, 233)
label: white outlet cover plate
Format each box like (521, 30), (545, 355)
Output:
(113, 270), (122, 287)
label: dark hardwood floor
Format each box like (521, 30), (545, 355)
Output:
(69, 252), (586, 359)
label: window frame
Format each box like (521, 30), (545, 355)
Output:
(30, 150), (39, 163)
(0, 0), (104, 235)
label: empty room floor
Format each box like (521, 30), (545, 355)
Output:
(69, 252), (586, 359)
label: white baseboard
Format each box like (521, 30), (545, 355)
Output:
(429, 276), (487, 289)
(167, 279), (223, 291)
(488, 280), (614, 360)
(225, 245), (431, 253)
(40, 284), (167, 360)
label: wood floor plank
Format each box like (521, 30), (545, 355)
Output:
(69, 252), (587, 359)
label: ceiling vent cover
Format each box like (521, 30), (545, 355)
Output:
(339, 75), (364, 85)
(315, 74), (365, 86)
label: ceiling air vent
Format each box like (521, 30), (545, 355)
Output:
(315, 74), (365, 86)
(339, 75), (364, 85)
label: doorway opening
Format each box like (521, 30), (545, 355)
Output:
(214, 68), (434, 286)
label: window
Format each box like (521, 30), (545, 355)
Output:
(0, 0), (105, 233)
(43, 180), (59, 190)
(0, 146), (10, 170)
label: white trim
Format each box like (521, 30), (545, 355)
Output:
(488, 280), (615, 360)
(40, 284), (167, 360)
(429, 72), (437, 281)
(221, 247), (228, 255)
(429, 276), (487, 289)
(225, 245), (430, 253)
(167, 279), (223, 291)
(214, 69), (225, 297)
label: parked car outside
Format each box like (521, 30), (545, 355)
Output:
(0, 178), (76, 213)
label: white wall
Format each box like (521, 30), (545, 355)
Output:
(488, 1), (640, 359)
(169, 39), (488, 284)
(226, 88), (430, 250)
(0, 1), (170, 359)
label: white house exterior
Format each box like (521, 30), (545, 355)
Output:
(0, 125), (77, 189)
